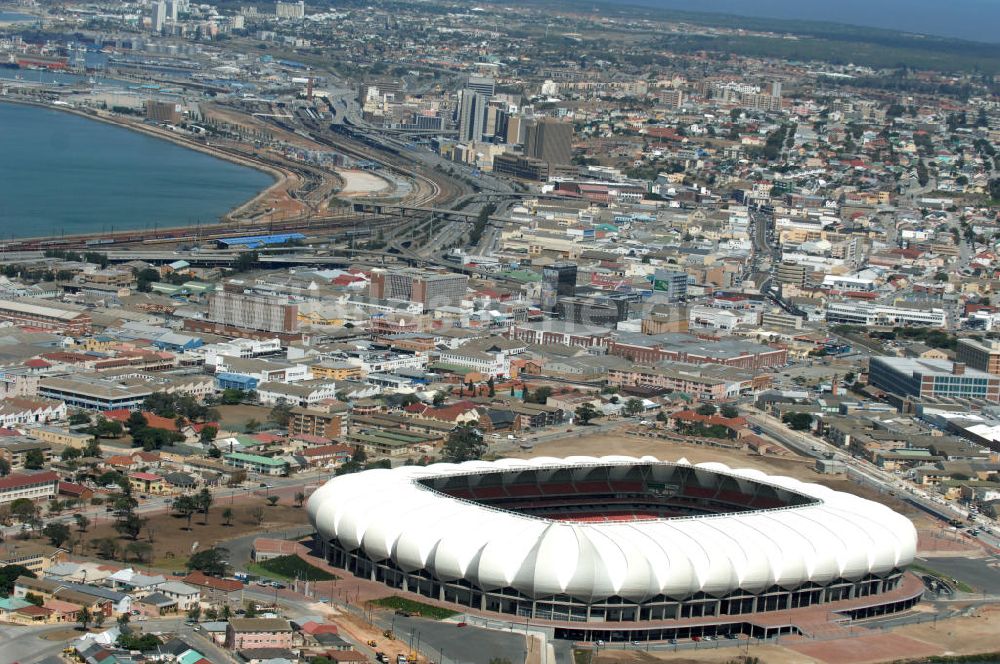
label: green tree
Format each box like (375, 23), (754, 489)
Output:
(74, 514), (90, 532)
(125, 541), (152, 563)
(78, 606), (92, 631)
(117, 632), (161, 651)
(172, 495), (198, 530)
(574, 403), (600, 425)
(244, 418), (260, 433)
(187, 605), (202, 622)
(269, 400), (293, 427)
(186, 547), (229, 576)
(220, 388), (246, 405)
(23, 448), (44, 470)
(266, 495), (279, 507)
(199, 425), (218, 444)
(61, 447), (82, 461)
(94, 538), (118, 560)
(783, 412), (814, 431)
(251, 506), (265, 526)
(10, 498), (36, 523)
(0, 564), (35, 595)
(42, 523), (71, 548)
(695, 403), (717, 416)
(442, 424), (486, 463)
(222, 507), (234, 526)
(432, 391), (446, 406)
(114, 513), (146, 541)
(0, 457), (9, 476)
(624, 398), (644, 416)
(83, 438), (102, 457)
(196, 488), (213, 524)
(527, 386), (552, 404)
(68, 412), (91, 426)
(719, 404), (740, 419)
(294, 491), (305, 508)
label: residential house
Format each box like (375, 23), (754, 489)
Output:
(225, 618), (294, 650)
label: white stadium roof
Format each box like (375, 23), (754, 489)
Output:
(307, 456), (917, 602)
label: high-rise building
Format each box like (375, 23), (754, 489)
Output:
(166, 0), (179, 20)
(275, 0), (305, 18)
(956, 338), (1000, 375)
(457, 89), (487, 143)
(207, 287), (299, 334)
(652, 269), (688, 302)
(541, 262), (577, 312)
(524, 118), (573, 166)
(150, 0), (167, 31)
(505, 115), (525, 145)
(369, 269), (469, 308)
(466, 75), (495, 97)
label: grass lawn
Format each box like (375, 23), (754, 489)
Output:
(909, 562), (975, 593)
(369, 596), (459, 620)
(247, 554), (337, 582)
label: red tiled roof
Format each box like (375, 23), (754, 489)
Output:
(102, 409), (132, 422)
(301, 620), (339, 635)
(0, 471), (59, 491)
(184, 571), (242, 592)
(24, 359), (51, 368)
(142, 413), (179, 431)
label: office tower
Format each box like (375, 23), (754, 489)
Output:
(467, 75), (495, 97)
(652, 269), (688, 302)
(541, 262), (577, 313)
(524, 118), (573, 166)
(457, 89), (487, 143)
(484, 100), (506, 140)
(771, 81), (782, 99)
(275, 0), (305, 18)
(369, 269), (469, 308)
(505, 115), (524, 145)
(166, 0), (179, 20)
(207, 287), (299, 334)
(150, 1), (167, 31)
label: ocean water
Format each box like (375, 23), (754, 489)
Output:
(0, 102), (274, 238)
(0, 11), (35, 22)
(627, 0), (1000, 43)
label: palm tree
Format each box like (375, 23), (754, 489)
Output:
(78, 606), (92, 631)
(222, 507), (234, 527)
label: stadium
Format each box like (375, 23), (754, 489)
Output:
(307, 456), (922, 642)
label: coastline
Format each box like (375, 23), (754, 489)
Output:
(0, 96), (292, 232)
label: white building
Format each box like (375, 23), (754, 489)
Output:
(825, 302), (947, 328)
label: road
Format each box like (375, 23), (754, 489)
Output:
(744, 410), (1000, 550)
(377, 614), (530, 664)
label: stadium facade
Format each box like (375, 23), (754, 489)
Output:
(307, 457), (921, 641)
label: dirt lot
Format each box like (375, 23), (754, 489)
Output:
(79, 498), (308, 569)
(216, 404), (278, 434)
